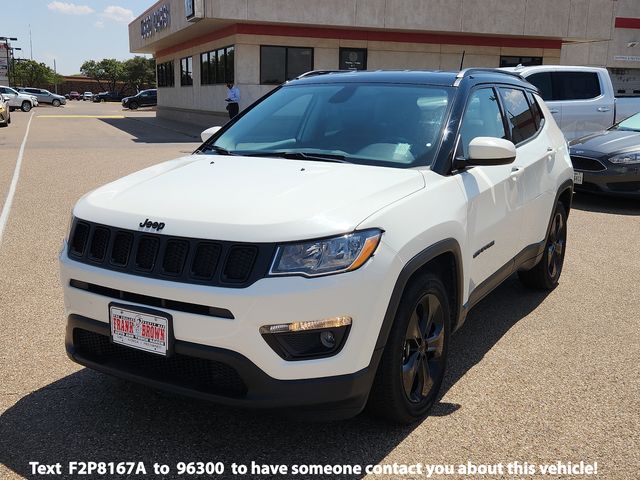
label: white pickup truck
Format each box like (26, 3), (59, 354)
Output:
(503, 65), (640, 141)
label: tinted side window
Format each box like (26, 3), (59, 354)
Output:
(527, 92), (545, 130)
(527, 72), (553, 101)
(553, 72), (601, 100)
(458, 88), (507, 158)
(499, 88), (537, 144)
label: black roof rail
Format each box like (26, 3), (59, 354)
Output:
(453, 67), (524, 85)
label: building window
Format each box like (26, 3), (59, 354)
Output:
(180, 56), (193, 86)
(499, 56), (543, 67)
(339, 48), (367, 70)
(260, 46), (313, 84)
(200, 45), (235, 85)
(157, 60), (174, 87)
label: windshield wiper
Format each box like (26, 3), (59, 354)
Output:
(241, 151), (350, 163)
(199, 145), (237, 155)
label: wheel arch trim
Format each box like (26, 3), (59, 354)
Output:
(374, 238), (463, 351)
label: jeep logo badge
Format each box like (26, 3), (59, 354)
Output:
(139, 218), (165, 231)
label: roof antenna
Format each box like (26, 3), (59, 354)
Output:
(459, 50), (465, 70)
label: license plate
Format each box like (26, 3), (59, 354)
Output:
(109, 303), (171, 356)
(574, 171), (583, 185)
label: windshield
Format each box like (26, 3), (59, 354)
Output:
(611, 112), (640, 132)
(203, 83), (453, 168)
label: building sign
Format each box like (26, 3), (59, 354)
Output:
(614, 55), (640, 62)
(0, 44), (8, 80)
(339, 48), (367, 70)
(141, 4), (170, 39)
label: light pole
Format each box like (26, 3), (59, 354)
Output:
(0, 37), (18, 86)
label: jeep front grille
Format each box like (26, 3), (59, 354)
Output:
(67, 219), (275, 288)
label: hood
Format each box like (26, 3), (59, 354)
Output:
(570, 129), (640, 156)
(74, 155), (425, 242)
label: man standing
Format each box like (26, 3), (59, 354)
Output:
(225, 81), (240, 119)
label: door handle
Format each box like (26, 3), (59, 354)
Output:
(597, 107), (611, 112)
(510, 166), (524, 181)
(549, 109), (560, 114)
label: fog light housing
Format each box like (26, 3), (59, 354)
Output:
(259, 316), (352, 361)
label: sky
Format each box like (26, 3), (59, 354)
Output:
(3, 0), (154, 75)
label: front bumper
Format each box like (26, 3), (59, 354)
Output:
(574, 165), (640, 198)
(60, 239), (401, 379)
(66, 314), (381, 418)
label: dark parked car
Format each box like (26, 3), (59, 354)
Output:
(569, 112), (640, 198)
(122, 89), (157, 110)
(93, 91), (126, 103)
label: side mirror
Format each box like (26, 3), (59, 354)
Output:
(467, 137), (516, 166)
(201, 125), (222, 142)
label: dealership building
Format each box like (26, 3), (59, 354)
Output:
(129, 0), (640, 125)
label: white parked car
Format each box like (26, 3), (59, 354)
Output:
(0, 86), (38, 112)
(82, 92), (93, 101)
(60, 69), (573, 423)
(503, 65), (640, 141)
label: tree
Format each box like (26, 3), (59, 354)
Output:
(80, 58), (125, 93)
(123, 56), (156, 91)
(80, 56), (155, 94)
(11, 59), (61, 87)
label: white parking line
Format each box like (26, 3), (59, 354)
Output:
(0, 112), (35, 246)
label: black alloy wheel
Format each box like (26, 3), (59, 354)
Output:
(518, 202), (568, 290)
(402, 293), (446, 404)
(368, 272), (450, 424)
(546, 211), (565, 280)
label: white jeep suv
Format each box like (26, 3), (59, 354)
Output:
(60, 69), (573, 423)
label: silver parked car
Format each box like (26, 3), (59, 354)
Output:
(17, 87), (66, 107)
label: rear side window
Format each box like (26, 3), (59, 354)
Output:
(457, 88), (507, 158)
(499, 88), (537, 144)
(527, 71), (602, 101)
(554, 72), (601, 100)
(527, 92), (545, 130)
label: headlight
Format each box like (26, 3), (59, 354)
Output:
(270, 229), (382, 277)
(609, 151), (640, 164)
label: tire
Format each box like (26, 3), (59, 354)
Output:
(52, 99), (61, 107)
(0, 116), (7, 127)
(21, 101), (31, 112)
(368, 272), (450, 424)
(518, 202), (568, 290)
(100, 98), (106, 103)
(128, 101), (139, 110)
(9, 106), (15, 112)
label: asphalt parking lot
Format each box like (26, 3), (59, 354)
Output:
(0, 101), (639, 479)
